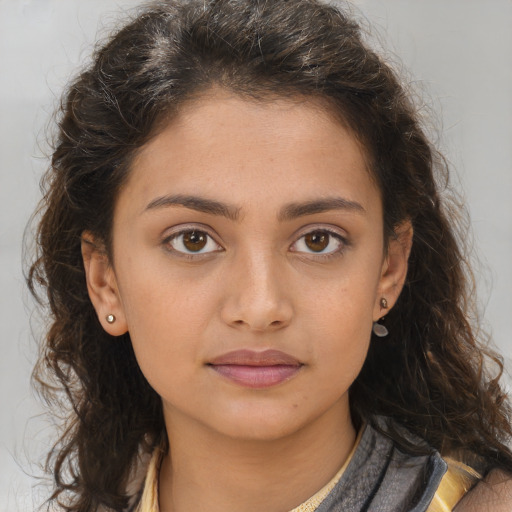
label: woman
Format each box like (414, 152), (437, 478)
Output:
(29, 0), (512, 510)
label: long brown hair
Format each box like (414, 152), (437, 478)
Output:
(28, 0), (512, 510)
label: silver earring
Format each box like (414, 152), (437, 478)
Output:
(372, 321), (388, 337)
(106, 314), (116, 324)
(373, 297), (389, 337)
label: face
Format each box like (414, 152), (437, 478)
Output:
(83, 91), (410, 442)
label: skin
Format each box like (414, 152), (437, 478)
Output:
(455, 469), (512, 511)
(82, 90), (412, 512)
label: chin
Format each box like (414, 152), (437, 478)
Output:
(207, 408), (309, 442)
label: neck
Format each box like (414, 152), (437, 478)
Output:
(159, 404), (356, 512)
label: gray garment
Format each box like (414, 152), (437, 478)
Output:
(315, 419), (447, 512)
(125, 417), (448, 512)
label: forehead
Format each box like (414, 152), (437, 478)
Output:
(167, 90), (368, 161)
(120, 90), (380, 217)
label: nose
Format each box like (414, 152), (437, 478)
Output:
(220, 249), (293, 333)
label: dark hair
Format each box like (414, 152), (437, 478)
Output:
(28, 0), (512, 510)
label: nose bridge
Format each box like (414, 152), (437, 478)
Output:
(221, 242), (293, 331)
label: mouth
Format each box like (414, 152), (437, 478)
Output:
(207, 349), (303, 388)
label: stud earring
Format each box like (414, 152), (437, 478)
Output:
(380, 297), (388, 309)
(106, 314), (116, 324)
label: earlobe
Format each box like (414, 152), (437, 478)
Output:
(81, 231), (128, 336)
(373, 221), (413, 321)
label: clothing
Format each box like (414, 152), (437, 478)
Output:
(135, 428), (366, 512)
(131, 418), (480, 512)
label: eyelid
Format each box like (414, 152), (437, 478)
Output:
(160, 223), (349, 259)
(289, 225), (349, 257)
(291, 224), (349, 243)
(161, 223), (224, 257)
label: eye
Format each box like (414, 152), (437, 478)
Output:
(165, 229), (222, 255)
(291, 229), (346, 255)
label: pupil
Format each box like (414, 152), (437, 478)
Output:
(305, 232), (329, 252)
(183, 231), (207, 251)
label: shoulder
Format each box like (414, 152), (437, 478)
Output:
(321, 418), (450, 511)
(454, 468), (512, 512)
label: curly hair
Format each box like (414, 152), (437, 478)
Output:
(28, 0), (512, 510)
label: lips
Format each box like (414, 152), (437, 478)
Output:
(208, 349), (303, 388)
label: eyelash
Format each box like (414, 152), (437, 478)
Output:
(162, 226), (223, 259)
(290, 228), (349, 260)
(162, 226), (349, 260)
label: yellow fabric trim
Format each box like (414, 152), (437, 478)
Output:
(426, 458), (481, 512)
(135, 444), (161, 512)
(136, 438), (481, 512)
(136, 428), (363, 512)
(288, 427), (363, 512)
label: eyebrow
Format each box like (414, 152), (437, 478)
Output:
(144, 194), (365, 221)
(144, 194), (241, 221)
(277, 197), (366, 221)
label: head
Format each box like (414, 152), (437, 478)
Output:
(81, 89), (414, 445)
(29, 0), (511, 509)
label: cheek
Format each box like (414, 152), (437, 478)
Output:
(299, 258), (382, 333)
(118, 251), (218, 331)
(308, 306), (372, 400)
(115, 261), (219, 384)
(311, 302), (373, 375)
(297, 260), (380, 382)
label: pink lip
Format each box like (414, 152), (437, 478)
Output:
(208, 349), (303, 388)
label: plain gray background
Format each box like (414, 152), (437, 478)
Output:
(1, 1), (511, 510)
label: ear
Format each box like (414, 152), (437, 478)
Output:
(81, 231), (128, 336)
(373, 221), (413, 321)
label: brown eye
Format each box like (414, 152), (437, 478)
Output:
(304, 231), (330, 252)
(183, 231), (207, 252)
(167, 229), (221, 255)
(291, 229), (345, 256)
